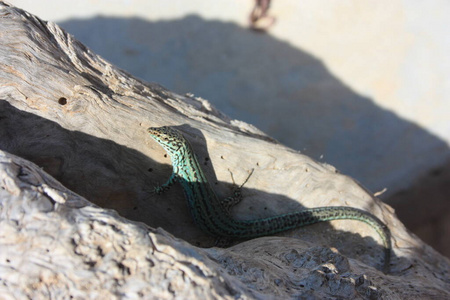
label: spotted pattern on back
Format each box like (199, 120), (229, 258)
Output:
(147, 126), (392, 273)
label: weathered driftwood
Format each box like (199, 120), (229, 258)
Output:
(0, 2), (449, 299)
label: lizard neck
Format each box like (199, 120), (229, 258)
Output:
(171, 143), (209, 184)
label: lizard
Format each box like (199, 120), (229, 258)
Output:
(147, 126), (392, 273)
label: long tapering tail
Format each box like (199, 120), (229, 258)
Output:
(233, 206), (391, 272)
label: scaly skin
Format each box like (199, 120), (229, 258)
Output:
(148, 126), (392, 272)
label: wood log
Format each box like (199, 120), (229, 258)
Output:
(0, 2), (449, 298)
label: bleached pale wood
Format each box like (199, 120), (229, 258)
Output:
(0, 2), (449, 299)
(0, 150), (253, 299)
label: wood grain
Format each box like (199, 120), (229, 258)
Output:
(1, 2), (449, 299)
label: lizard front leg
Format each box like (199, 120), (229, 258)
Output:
(154, 172), (178, 194)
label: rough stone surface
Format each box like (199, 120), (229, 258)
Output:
(0, 3), (449, 299)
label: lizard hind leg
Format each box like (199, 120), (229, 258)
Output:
(214, 236), (236, 248)
(220, 169), (255, 212)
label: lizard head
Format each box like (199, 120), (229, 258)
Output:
(147, 126), (187, 156)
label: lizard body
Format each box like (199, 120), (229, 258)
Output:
(148, 126), (391, 272)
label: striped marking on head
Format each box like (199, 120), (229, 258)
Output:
(148, 126), (187, 154)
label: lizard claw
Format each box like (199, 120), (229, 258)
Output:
(152, 184), (169, 195)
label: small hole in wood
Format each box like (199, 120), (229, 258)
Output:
(58, 97), (67, 105)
